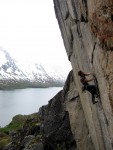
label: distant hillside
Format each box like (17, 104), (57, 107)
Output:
(0, 49), (70, 89)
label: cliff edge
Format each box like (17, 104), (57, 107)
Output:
(53, 0), (113, 149)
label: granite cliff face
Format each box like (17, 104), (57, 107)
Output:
(53, 0), (113, 149)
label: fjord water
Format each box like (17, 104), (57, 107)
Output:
(0, 87), (62, 127)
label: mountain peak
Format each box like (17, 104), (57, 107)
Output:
(0, 49), (71, 89)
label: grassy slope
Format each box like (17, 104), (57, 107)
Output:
(0, 113), (39, 149)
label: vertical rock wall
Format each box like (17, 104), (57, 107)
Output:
(53, 0), (113, 149)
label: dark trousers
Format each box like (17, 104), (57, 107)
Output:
(84, 84), (98, 103)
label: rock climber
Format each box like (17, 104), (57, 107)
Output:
(78, 70), (99, 104)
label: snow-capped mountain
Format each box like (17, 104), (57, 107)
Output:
(0, 49), (71, 89)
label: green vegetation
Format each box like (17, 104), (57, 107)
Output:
(0, 113), (39, 133)
(56, 143), (64, 150)
(0, 113), (40, 149)
(0, 115), (27, 134)
(0, 114), (27, 149)
(0, 133), (10, 149)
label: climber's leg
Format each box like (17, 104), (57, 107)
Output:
(85, 85), (95, 93)
(92, 94), (95, 104)
(85, 85), (98, 104)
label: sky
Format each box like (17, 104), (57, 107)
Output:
(0, 0), (71, 69)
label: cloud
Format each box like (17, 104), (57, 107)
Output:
(0, 0), (71, 69)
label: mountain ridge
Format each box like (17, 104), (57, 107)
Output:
(0, 49), (70, 89)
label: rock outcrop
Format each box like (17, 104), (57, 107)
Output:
(53, 0), (113, 149)
(39, 71), (77, 150)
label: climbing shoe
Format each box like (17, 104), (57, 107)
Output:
(95, 94), (99, 98)
(93, 100), (98, 104)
